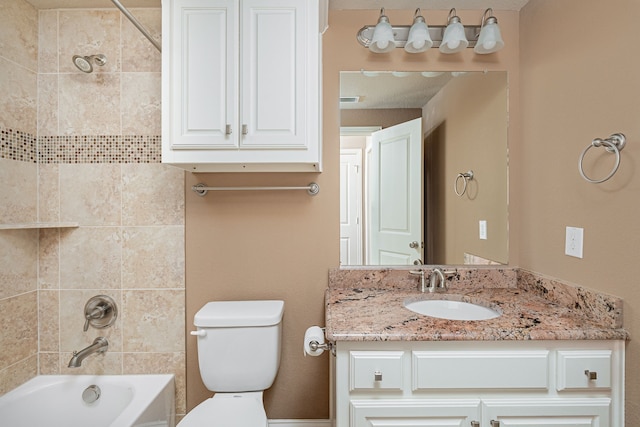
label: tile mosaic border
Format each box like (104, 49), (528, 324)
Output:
(1, 127), (161, 164)
(1, 128), (37, 163)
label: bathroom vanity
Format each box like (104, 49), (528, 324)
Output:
(326, 268), (628, 427)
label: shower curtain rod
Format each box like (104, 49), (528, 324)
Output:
(111, 0), (162, 52)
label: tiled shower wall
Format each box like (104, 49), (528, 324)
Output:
(0, 1), (186, 417)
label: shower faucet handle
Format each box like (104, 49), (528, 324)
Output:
(83, 295), (117, 332)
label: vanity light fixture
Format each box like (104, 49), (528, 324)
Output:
(368, 8), (395, 53)
(439, 8), (468, 53)
(474, 8), (504, 54)
(404, 9), (433, 53)
(356, 8), (504, 55)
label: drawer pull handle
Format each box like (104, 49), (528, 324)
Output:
(374, 371), (382, 381)
(585, 369), (598, 380)
(490, 421), (501, 427)
(470, 422), (480, 427)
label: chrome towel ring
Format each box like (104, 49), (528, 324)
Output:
(454, 170), (474, 196)
(578, 133), (626, 184)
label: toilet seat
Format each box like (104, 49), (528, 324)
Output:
(177, 393), (267, 427)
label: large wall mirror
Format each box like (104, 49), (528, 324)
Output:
(339, 70), (508, 266)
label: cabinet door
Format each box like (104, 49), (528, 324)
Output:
(166, 0), (238, 150)
(351, 399), (481, 427)
(482, 398), (611, 427)
(241, 0), (318, 151)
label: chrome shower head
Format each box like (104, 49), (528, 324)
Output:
(72, 54), (107, 73)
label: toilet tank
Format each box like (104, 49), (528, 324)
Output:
(193, 300), (284, 392)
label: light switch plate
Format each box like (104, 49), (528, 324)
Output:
(479, 220), (487, 240)
(565, 226), (584, 258)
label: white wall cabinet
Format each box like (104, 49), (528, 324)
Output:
(162, 0), (322, 172)
(335, 340), (624, 427)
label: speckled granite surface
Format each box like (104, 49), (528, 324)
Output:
(325, 267), (628, 342)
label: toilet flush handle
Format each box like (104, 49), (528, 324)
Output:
(190, 330), (206, 337)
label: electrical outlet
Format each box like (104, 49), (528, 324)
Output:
(479, 220), (487, 240)
(565, 226), (584, 258)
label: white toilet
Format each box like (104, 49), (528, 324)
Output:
(178, 300), (285, 427)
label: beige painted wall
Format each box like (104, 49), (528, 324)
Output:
(519, 0), (640, 423)
(186, 7), (520, 418)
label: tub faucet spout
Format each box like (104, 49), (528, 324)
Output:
(68, 337), (108, 368)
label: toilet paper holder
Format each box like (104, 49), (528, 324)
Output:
(309, 339), (334, 354)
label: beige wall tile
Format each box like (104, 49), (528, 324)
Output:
(59, 228), (122, 289)
(38, 228), (60, 290)
(60, 164), (121, 225)
(0, 0), (38, 71)
(122, 164), (184, 226)
(38, 164), (60, 223)
(59, 10), (120, 74)
(39, 290), (60, 352)
(123, 290), (185, 353)
(0, 57), (37, 134)
(58, 73), (120, 135)
(38, 10), (58, 74)
(0, 292), (38, 370)
(122, 226), (185, 289)
(121, 8), (161, 73)
(0, 159), (37, 224)
(37, 74), (59, 136)
(0, 229), (38, 299)
(38, 352), (60, 375)
(0, 355), (37, 397)
(121, 72), (161, 135)
(59, 289), (122, 353)
(123, 352), (186, 415)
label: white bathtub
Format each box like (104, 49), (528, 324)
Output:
(0, 374), (175, 427)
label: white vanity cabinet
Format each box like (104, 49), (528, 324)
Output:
(335, 340), (624, 427)
(162, 0), (322, 172)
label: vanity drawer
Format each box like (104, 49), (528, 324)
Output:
(412, 350), (549, 390)
(557, 350), (612, 391)
(349, 351), (405, 391)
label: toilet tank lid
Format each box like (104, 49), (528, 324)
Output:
(194, 300), (284, 327)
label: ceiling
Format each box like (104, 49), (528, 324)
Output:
(26, 0), (529, 10)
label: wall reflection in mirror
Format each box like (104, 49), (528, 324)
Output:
(339, 70), (508, 266)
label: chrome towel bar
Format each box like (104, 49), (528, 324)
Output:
(192, 182), (320, 197)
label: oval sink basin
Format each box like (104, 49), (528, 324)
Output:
(404, 299), (500, 321)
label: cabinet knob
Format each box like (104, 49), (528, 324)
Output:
(374, 371), (382, 381)
(470, 422), (480, 427)
(225, 124), (232, 135)
(490, 421), (501, 427)
(242, 124), (248, 135)
(584, 369), (598, 380)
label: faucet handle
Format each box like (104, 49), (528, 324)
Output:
(83, 295), (117, 332)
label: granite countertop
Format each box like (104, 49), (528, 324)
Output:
(325, 268), (630, 342)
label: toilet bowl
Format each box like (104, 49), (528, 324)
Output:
(178, 300), (284, 427)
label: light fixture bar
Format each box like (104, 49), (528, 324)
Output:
(357, 24), (481, 49)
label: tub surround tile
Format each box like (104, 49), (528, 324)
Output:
(38, 10), (58, 74)
(0, 159), (37, 223)
(122, 163), (185, 226)
(0, 58), (37, 135)
(38, 352), (60, 375)
(37, 164), (60, 224)
(0, 355), (37, 396)
(0, 0), (38, 71)
(39, 290), (59, 352)
(0, 229), (38, 299)
(36, 73), (58, 136)
(326, 267), (628, 342)
(59, 227), (122, 289)
(122, 72), (161, 135)
(121, 8), (161, 73)
(122, 290), (185, 353)
(122, 226), (185, 289)
(0, 292), (38, 370)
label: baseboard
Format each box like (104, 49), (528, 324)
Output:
(269, 420), (332, 427)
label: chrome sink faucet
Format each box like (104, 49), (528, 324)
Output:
(409, 268), (450, 293)
(68, 337), (109, 368)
